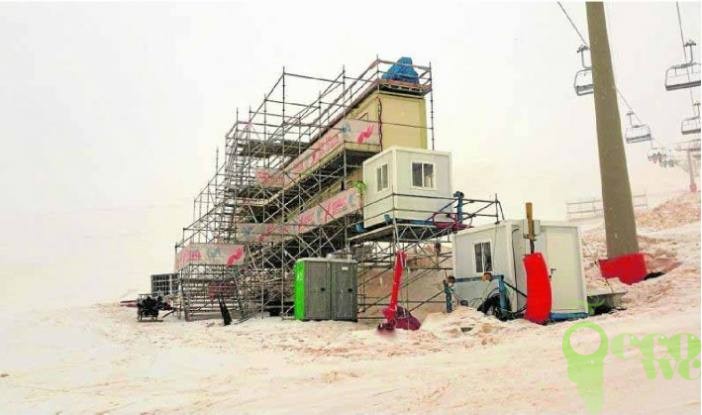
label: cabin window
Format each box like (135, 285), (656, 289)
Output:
(411, 162), (435, 189)
(473, 241), (492, 274)
(376, 163), (388, 192)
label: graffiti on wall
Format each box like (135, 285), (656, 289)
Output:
(254, 168), (284, 188)
(255, 119), (380, 188)
(174, 243), (246, 271)
(235, 188), (362, 243)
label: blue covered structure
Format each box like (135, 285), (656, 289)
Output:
(382, 57), (419, 84)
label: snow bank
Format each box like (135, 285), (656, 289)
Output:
(637, 192), (700, 230)
(582, 192), (700, 294)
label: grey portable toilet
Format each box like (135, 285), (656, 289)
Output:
(301, 258), (333, 320)
(330, 260), (357, 321)
(294, 258), (357, 321)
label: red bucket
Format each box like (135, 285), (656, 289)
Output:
(598, 252), (647, 285)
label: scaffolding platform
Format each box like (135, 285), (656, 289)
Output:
(173, 57), (503, 322)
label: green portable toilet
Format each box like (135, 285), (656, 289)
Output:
(294, 260), (305, 320)
(294, 258), (357, 321)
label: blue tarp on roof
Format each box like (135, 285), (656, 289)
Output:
(382, 57), (419, 84)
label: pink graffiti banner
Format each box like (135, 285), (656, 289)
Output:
(174, 243), (246, 271)
(255, 118), (379, 188)
(235, 188), (362, 243)
(254, 168), (284, 188)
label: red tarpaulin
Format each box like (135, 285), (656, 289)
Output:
(523, 252), (552, 324)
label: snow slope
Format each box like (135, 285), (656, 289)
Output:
(0, 193), (699, 414)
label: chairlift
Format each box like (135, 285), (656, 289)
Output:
(647, 147), (664, 164)
(624, 111), (653, 144)
(663, 150), (677, 168)
(681, 102), (701, 135)
(665, 40), (701, 91)
(573, 45), (594, 96)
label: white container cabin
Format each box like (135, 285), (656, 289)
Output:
(362, 147), (453, 228)
(451, 220), (588, 318)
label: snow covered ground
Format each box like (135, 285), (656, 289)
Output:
(0, 193), (700, 414)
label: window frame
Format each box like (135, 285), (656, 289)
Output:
(376, 163), (389, 192)
(410, 161), (437, 190)
(472, 240), (493, 275)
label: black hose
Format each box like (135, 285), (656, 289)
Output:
(511, 228), (527, 301)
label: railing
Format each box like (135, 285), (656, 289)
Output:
(353, 191), (504, 233)
(566, 193), (648, 220)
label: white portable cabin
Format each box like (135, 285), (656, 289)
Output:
(362, 147), (453, 228)
(451, 220), (588, 318)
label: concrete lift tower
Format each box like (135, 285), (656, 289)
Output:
(586, 3), (641, 261)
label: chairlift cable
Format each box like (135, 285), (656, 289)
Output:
(602, 3), (646, 127)
(675, 2), (697, 108)
(616, 90), (644, 125)
(557, 2), (588, 46)
(675, 2), (687, 56)
(558, 3), (683, 157)
(557, 2), (650, 133)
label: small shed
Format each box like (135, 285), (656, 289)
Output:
(362, 146), (453, 228)
(452, 220), (588, 318)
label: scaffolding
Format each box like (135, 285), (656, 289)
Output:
(151, 273), (179, 297)
(174, 57), (502, 321)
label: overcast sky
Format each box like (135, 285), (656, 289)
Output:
(1, 1), (699, 308)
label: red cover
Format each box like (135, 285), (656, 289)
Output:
(523, 252), (552, 324)
(598, 252), (647, 285)
(383, 251), (407, 322)
(378, 251), (420, 331)
(393, 306), (421, 330)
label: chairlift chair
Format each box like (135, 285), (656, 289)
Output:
(681, 102), (701, 135)
(665, 40), (701, 91)
(663, 150), (677, 168)
(624, 111), (653, 144)
(647, 149), (658, 163)
(682, 117), (701, 135)
(573, 45), (594, 96)
(647, 147), (665, 164)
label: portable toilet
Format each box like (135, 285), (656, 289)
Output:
(451, 220), (588, 319)
(362, 146), (453, 228)
(294, 258), (358, 321)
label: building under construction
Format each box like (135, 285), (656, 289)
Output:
(173, 57), (503, 321)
